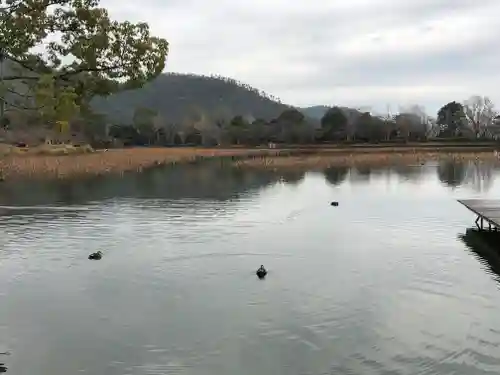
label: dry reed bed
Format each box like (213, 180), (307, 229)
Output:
(232, 151), (500, 170)
(0, 143), (95, 157)
(0, 147), (285, 181)
(0, 146), (499, 181)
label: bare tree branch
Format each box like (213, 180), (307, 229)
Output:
(463, 95), (497, 137)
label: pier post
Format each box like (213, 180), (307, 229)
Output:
(458, 199), (500, 233)
(474, 214), (498, 232)
(475, 215), (484, 230)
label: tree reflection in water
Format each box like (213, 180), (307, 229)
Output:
(437, 160), (496, 192)
(278, 170), (306, 185)
(392, 164), (424, 182)
(437, 160), (467, 187)
(354, 165), (371, 181)
(0, 159), (498, 208)
(0, 163), (297, 206)
(323, 167), (349, 186)
(319, 160), (497, 193)
(463, 161), (494, 192)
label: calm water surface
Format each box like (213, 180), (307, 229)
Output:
(1, 160), (500, 374)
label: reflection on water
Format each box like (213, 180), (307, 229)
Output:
(0, 160), (498, 207)
(460, 228), (500, 285)
(278, 170), (306, 185)
(2, 160), (500, 374)
(0, 163), (280, 206)
(321, 160), (498, 192)
(323, 166), (349, 186)
(438, 160), (467, 187)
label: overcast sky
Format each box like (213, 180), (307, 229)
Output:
(103, 0), (499, 115)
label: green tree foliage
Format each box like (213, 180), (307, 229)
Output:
(96, 96), (498, 147)
(133, 107), (156, 128)
(276, 108), (304, 124)
(320, 107), (348, 140)
(437, 101), (466, 136)
(230, 115), (248, 128)
(249, 118), (270, 144)
(272, 108), (314, 143)
(226, 115), (249, 144)
(0, 0), (169, 114)
(34, 74), (80, 123)
(355, 112), (379, 141)
(75, 109), (108, 140)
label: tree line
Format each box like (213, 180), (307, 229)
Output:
(104, 96), (500, 147)
(1, 1), (499, 148)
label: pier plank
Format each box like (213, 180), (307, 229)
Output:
(458, 199), (500, 227)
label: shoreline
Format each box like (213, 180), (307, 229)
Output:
(232, 151), (500, 171)
(0, 145), (499, 181)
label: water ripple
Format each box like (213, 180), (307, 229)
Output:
(2, 167), (500, 375)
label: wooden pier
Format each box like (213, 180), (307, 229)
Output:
(458, 199), (500, 231)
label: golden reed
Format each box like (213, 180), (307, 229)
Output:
(232, 151), (500, 170)
(0, 147), (285, 181)
(0, 144), (499, 181)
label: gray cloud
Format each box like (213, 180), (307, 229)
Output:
(102, 0), (500, 115)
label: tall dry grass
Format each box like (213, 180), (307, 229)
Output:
(0, 145), (499, 181)
(232, 151), (500, 171)
(0, 147), (284, 181)
(0, 143), (95, 157)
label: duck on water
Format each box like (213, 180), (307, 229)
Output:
(88, 251), (103, 260)
(256, 265), (267, 279)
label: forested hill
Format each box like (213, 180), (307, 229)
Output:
(90, 73), (293, 124)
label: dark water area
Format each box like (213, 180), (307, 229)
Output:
(2, 159), (500, 374)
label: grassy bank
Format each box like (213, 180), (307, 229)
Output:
(0, 143), (95, 157)
(232, 151), (500, 171)
(0, 147), (284, 181)
(0, 143), (499, 181)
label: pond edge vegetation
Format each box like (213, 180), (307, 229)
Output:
(1, 143), (500, 182)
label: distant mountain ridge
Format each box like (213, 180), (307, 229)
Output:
(1, 59), (349, 124)
(91, 73), (292, 124)
(90, 73), (337, 124)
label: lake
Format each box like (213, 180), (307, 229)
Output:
(1, 159), (500, 375)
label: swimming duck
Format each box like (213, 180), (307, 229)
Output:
(331, 201), (339, 206)
(256, 265), (267, 279)
(88, 251), (103, 260)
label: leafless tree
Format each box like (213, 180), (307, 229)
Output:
(153, 113), (185, 145)
(151, 113), (165, 143)
(340, 108), (361, 141)
(426, 117), (440, 138)
(463, 95), (497, 137)
(376, 104), (397, 140)
(191, 111), (220, 145)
